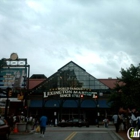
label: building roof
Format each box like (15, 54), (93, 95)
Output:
(30, 74), (47, 79)
(98, 79), (118, 89)
(58, 61), (86, 72)
(28, 74), (47, 89)
(28, 78), (118, 90)
(28, 63), (119, 90)
(28, 79), (46, 89)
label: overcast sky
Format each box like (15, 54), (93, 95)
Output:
(0, 0), (140, 79)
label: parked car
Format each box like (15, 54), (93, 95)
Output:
(0, 118), (11, 140)
(58, 118), (89, 127)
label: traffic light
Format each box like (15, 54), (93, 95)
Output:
(80, 94), (84, 98)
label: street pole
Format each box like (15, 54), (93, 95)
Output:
(96, 105), (99, 127)
(4, 88), (11, 119)
(42, 93), (45, 115)
(4, 98), (9, 119)
(92, 92), (99, 127)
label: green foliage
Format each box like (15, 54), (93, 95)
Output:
(108, 64), (140, 109)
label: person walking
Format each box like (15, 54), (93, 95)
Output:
(40, 115), (48, 138)
(131, 111), (137, 128)
(112, 113), (118, 132)
(121, 113), (127, 131)
(103, 116), (109, 128)
(136, 112), (140, 129)
(112, 112), (122, 133)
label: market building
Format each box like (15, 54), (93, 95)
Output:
(28, 61), (117, 124)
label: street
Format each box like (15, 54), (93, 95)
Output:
(9, 125), (123, 140)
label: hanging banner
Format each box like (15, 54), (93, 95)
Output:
(0, 68), (27, 89)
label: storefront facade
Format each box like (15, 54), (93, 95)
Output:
(28, 61), (112, 124)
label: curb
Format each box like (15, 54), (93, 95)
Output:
(111, 131), (124, 140)
(11, 130), (35, 135)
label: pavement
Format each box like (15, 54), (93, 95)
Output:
(11, 125), (128, 140)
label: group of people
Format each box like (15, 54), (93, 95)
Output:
(4, 113), (36, 130)
(112, 108), (140, 133)
(3, 113), (48, 138)
(5, 108), (140, 137)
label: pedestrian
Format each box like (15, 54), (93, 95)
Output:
(112, 112), (122, 133)
(40, 115), (48, 138)
(50, 119), (53, 126)
(9, 114), (14, 131)
(15, 115), (20, 124)
(130, 111), (137, 128)
(95, 118), (99, 127)
(121, 113), (127, 131)
(136, 112), (140, 130)
(103, 117), (109, 128)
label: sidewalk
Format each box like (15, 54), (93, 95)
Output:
(118, 130), (140, 140)
(117, 130), (128, 140)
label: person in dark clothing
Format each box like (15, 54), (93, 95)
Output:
(40, 115), (48, 138)
(112, 112), (122, 133)
(95, 118), (99, 127)
(121, 113), (127, 131)
(9, 114), (14, 131)
(5, 114), (14, 131)
(15, 115), (20, 124)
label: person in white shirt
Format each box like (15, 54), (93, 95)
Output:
(131, 112), (137, 128)
(103, 117), (109, 128)
(112, 112), (119, 132)
(136, 112), (140, 130)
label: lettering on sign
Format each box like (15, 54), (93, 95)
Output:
(43, 87), (93, 98)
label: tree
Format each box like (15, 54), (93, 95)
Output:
(108, 64), (140, 110)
